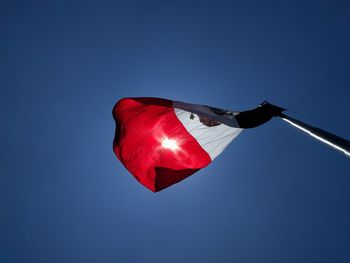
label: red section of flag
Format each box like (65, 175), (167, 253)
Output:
(113, 98), (211, 192)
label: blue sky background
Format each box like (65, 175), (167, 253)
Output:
(1, 1), (350, 262)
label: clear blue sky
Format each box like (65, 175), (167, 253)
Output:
(1, 1), (350, 262)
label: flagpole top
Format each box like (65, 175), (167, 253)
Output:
(259, 101), (286, 117)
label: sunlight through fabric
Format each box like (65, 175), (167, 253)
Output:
(161, 137), (179, 151)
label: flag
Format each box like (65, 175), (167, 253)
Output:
(112, 97), (283, 192)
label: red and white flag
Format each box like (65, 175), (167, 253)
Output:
(112, 97), (281, 192)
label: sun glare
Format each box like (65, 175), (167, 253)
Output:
(161, 137), (179, 151)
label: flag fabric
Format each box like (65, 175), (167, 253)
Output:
(112, 97), (282, 192)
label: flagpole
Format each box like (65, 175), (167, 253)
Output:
(277, 112), (350, 157)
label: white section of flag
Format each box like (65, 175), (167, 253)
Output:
(172, 100), (240, 128)
(173, 107), (242, 160)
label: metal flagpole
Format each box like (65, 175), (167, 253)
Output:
(257, 101), (350, 157)
(278, 112), (350, 157)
